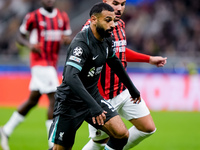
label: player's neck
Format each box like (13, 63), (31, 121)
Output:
(43, 7), (54, 13)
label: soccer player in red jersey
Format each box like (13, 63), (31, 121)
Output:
(0, 0), (71, 149)
(82, 0), (167, 150)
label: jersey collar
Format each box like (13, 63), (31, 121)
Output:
(39, 7), (57, 18)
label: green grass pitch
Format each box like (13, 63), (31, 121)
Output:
(0, 107), (200, 150)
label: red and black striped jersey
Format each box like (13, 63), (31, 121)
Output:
(82, 19), (127, 100)
(20, 7), (72, 68)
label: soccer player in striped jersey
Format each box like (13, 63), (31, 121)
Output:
(0, 0), (71, 149)
(82, 0), (167, 150)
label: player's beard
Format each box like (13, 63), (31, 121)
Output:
(96, 23), (113, 38)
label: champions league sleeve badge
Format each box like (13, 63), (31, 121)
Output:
(73, 46), (83, 57)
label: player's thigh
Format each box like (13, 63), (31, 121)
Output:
(119, 97), (150, 121)
(102, 115), (128, 139)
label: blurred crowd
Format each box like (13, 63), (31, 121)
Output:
(123, 0), (200, 59)
(0, 0), (84, 62)
(0, 0), (200, 64)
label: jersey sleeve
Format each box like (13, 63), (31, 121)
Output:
(19, 12), (36, 35)
(62, 11), (72, 36)
(126, 48), (150, 62)
(66, 41), (89, 71)
(63, 41), (104, 117)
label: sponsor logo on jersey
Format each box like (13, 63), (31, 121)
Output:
(112, 40), (126, 53)
(112, 40), (126, 47)
(113, 47), (126, 53)
(39, 21), (46, 27)
(87, 66), (103, 77)
(87, 67), (95, 77)
(41, 30), (62, 41)
(73, 46), (83, 57)
(92, 55), (99, 60)
(69, 55), (81, 63)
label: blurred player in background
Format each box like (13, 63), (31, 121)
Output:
(0, 0), (71, 149)
(82, 0), (167, 150)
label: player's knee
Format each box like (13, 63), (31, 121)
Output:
(149, 128), (156, 135)
(113, 129), (129, 140)
(136, 121), (156, 133)
(144, 124), (156, 133)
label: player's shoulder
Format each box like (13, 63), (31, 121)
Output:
(23, 8), (39, 21)
(117, 19), (125, 27)
(71, 29), (89, 47)
(81, 19), (91, 31)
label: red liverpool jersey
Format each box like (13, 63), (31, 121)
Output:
(20, 7), (72, 68)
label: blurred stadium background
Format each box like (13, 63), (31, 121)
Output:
(0, 0), (200, 110)
(0, 0), (200, 149)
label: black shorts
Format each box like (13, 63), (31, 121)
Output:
(48, 99), (118, 148)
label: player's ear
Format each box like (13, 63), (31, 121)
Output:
(91, 15), (97, 25)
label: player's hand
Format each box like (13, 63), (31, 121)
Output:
(149, 56), (167, 67)
(131, 96), (141, 104)
(29, 43), (41, 54)
(92, 110), (107, 125)
(61, 35), (72, 45)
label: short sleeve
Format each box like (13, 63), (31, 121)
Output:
(19, 12), (35, 34)
(62, 11), (72, 36)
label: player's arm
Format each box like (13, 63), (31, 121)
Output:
(126, 48), (150, 62)
(107, 55), (141, 103)
(63, 64), (106, 125)
(61, 35), (72, 45)
(61, 11), (72, 45)
(16, 13), (41, 54)
(126, 48), (167, 67)
(16, 32), (41, 54)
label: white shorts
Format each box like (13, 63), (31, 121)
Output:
(88, 89), (150, 140)
(29, 66), (59, 94)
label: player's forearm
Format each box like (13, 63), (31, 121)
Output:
(62, 35), (72, 45)
(126, 48), (150, 62)
(64, 65), (103, 116)
(16, 32), (31, 48)
(107, 56), (140, 98)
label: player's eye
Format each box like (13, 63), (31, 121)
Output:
(112, 2), (119, 6)
(105, 17), (112, 22)
(121, 2), (126, 6)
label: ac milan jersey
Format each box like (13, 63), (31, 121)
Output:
(82, 19), (127, 99)
(20, 7), (72, 68)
